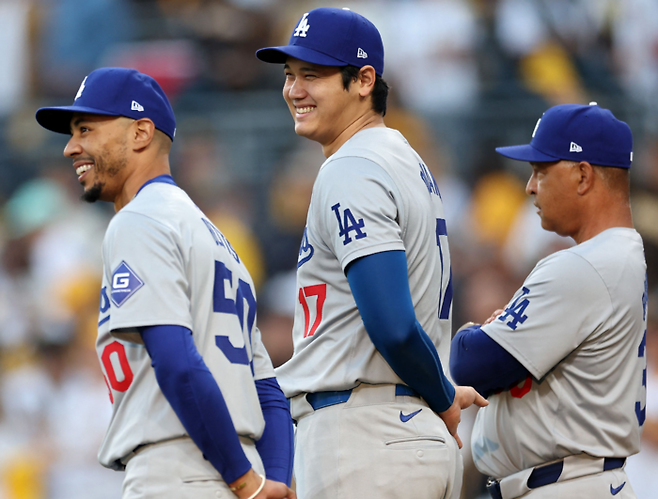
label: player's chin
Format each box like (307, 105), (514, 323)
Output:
(293, 122), (316, 140)
(81, 182), (104, 204)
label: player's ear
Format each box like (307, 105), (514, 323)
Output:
(576, 161), (595, 195)
(132, 118), (156, 151)
(357, 66), (376, 98)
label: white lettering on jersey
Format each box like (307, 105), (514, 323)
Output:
(113, 272), (131, 289)
(294, 13), (311, 37)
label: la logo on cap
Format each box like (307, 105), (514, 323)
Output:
(294, 13), (310, 37)
(75, 76), (87, 101)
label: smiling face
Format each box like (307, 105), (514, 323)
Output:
(283, 58), (369, 154)
(64, 114), (133, 204)
(525, 160), (582, 237)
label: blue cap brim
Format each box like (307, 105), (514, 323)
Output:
(495, 144), (560, 163)
(36, 105), (122, 135)
(256, 45), (348, 68)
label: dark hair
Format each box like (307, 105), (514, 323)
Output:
(340, 65), (389, 116)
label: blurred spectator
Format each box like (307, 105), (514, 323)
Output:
(612, 0), (658, 131)
(2, 175), (109, 346)
(0, 1), (34, 116)
(35, 0), (136, 97)
(258, 269), (296, 368)
(360, 0), (480, 176)
(370, 0), (479, 115)
(153, 0), (275, 91)
(494, 0), (620, 103)
(257, 140), (320, 277)
(467, 171), (527, 257)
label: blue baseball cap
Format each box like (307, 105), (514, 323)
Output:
(36, 67), (176, 141)
(256, 7), (384, 76)
(496, 103), (633, 168)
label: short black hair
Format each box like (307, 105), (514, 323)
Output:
(340, 65), (389, 116)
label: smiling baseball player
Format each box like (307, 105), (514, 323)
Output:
(450, 103), (647, 499)
(256, 8), (486, 499)
(35, 68), (294, 499)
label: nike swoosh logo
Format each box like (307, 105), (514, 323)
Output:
(610, 482), (626, 495)
(400, 408), (422, 423)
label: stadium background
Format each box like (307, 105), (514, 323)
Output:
(0, 0), (656, 498)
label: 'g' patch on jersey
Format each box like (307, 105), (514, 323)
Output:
(111, 261), (144, 307)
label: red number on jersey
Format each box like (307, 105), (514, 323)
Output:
(299, 284), (327, 338)
(510, 375), (533, 398)
(101, 341), (134, 398)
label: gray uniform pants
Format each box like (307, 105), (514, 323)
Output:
(291, 383), (462, 499)
(122, 436), (264, 499)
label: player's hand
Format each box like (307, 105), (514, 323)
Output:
(258, 479), (296, 499)
(483, 309), (505, 325)
(438, 386), (488, 449)
(230, 470), (296, 499)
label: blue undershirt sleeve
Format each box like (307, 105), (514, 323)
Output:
(450, 325), (530, 397)
(254, 377), (293, 486)
(345, 250), (455, 414)
(139, 324), (251, 484)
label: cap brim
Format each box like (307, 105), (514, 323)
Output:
(35, 105), (121, 135)
(495, 144), (560, 163)
(256, 45), (347, 67)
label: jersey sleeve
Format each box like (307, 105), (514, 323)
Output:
(251, 326), (276, 381)
(103, 211), (193, 339)
(313, 156), (405, 270)
(481, 250), (613, 380)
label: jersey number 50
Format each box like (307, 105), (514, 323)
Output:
(213, 261), (256, 369)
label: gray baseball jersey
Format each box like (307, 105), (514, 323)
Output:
(472, 228), (647, 478)
(95, 179), (275, 469)
(275, 127), (453, 396)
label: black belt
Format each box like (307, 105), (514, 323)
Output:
(306, 384), (420, 411)
(487, 457), (626, 499)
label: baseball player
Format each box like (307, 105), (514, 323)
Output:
(450, 103), (647, 499)
(256, 8), (487, 499)
(35, 68), (295, 499)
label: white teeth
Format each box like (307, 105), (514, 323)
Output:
(296, 106), (314, 114)
(76, 164), (92, 175)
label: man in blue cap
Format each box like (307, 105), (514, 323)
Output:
(257, 8), (486, 499)
(35, 67), (295, 499)
(451, 103), (646, 499)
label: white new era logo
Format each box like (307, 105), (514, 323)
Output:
(357, 48), (368, 59)
(570, 142), (582, 153)
(131, 100), (144, 112)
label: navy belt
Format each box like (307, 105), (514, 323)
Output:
(306, 384), (420, 411)
(486, 457), (626, 499)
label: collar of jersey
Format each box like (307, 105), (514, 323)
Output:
(136, 174), (178, 196)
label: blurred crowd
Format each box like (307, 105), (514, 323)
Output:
(0, 0), (657, 498)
